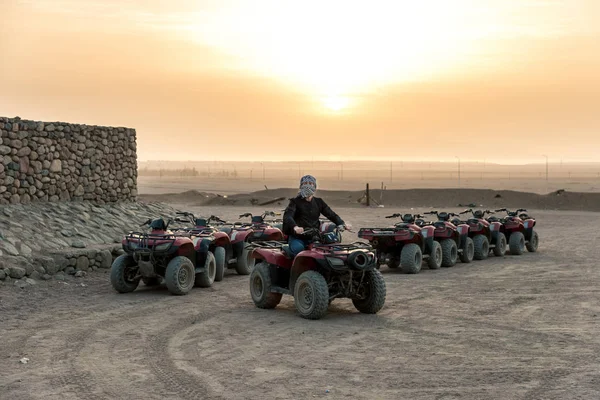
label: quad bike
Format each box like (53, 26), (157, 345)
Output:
(248, 226), (385, 320)
(422, 211), (474, 265)
(172, 213), (231, 282)
(110, 218), (216, 295)
(358, 213), (437, 274)
(493, 208), (538, 255)
(174, 212), (255, 275)
(456, 209), (506, 260)
(237, 211), (285, 242)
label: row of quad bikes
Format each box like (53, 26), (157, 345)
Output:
(110, 208), (538, 320)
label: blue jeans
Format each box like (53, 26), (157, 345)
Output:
(289, 237), (309, 256)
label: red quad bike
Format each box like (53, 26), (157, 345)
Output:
(423, 211), (475, 266)
(248, 227), (385, 320)
(457, 209), (506, 260)
(493, 208), (539, 255)
(110, 218), (217, 296)
(175, 212), (256, 276)
(358, 213), (437, 274)
(237, 211), (285, 242)
(172, 212), (232, 282)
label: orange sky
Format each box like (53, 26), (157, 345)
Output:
(1, 0), (599, 163)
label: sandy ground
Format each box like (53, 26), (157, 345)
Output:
(1, 206), (600, 400)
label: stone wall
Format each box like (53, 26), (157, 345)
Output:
(0, 116), (137, 204)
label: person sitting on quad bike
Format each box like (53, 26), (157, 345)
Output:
(283, 175), (349, 256)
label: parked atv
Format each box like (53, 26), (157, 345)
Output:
(172, 213), (231, 282)
(358, 213), (437, 273)
(457, 209), (506, 259)
(249, 227), (385, 320)
(110, 218), (216, 295)
(174, 212), (255, 276)
(238, 211), (285, 242)
(423, 211), (474, 265)
(493, 208), (538, 254)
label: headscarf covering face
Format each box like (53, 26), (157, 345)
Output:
(299, 175), (317, 198)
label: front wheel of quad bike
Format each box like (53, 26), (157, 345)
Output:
(427, 241), (443, 270)
(249, 262), (282, 309)
(110, 254), (140, 293)
(352, 269), (387, 314)
(195, 252), (217, 288)
(509, 231), (526, 255)
(526, 230), (539, 253)
(400, 244), (422, 274)
(142, 277), (161, 286)
(234, 243), (255, 275)
(473, 234), (490, 260)
(165, 256), (195, 295)
(214, 246), (226, 282)
(440, 239), (458, 268)
(493, 232), (507, 257)
(460, 237), (475, 263)
(294, 270), (329, 320)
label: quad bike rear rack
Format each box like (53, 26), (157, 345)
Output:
(125, 232), (177, 254)
(358, 227), (410, 236)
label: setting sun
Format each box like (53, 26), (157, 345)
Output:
(321, 95), (350, 113)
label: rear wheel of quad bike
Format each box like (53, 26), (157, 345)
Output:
(195, 252), (216, 288)
(526, 230), (539, 253)
(400, 244), (422, 274)
(473, 235), (489, 260)
(235, 243), (255, 275)
(142, 277), (161, 286)
(249, 262), (282, 309)
(493, 233), (507, 257)
(214, 246), (226, 282)
(110, 254), (140, 293)
(427, 241), (443, 270)
(441, 239), (458, 267)
(294, 270), (329, 320)
(352, 269), (387, 314)
(509, 231), (525, 255)
(387, 258), (400, 269)
(460, 237), (475, 263)
(165, 256), (195, 295)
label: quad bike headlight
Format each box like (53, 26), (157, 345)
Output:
(325, 257), (345, 267)
(154, 242), (172, 252)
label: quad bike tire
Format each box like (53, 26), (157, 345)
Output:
(352, 269), (386, 314)
(249, 262), (282, 309)
(400, 244), (422, 274)
(142, 277), (161, 286)
(493, 232), (507, 257)
(165, 256), (196, 295)
(234, 243), (255, 275)
(441, 239), (458, 268)
(473, 235), (490, 260)
(195, 252), (216, 288)
(110, 254), (139, 293)
(387, 258), (400, 269)
(294, 270), (330, 320)
(460, 237), (475, 263)
(526, 230), (539, 253)
(214, 246), (226, 282)
(427, 241), (443, 269)
(509, 231), (526, 255)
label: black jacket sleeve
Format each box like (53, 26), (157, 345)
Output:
(282, 198), (298, 235)
(318, 198), (344, 226)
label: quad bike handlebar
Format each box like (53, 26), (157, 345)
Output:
(495, 208), (527, 217)
(460, 209), (495, 217)
(140, 218), (172, 230)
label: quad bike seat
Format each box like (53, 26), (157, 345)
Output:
(467, 218), (481, 225)
(487, 216), (500, 222)
(394, 223), (411, 229)
(433, 221), (446, 229)
(451, 218), (462, 225)
(219, 227), (233, 235)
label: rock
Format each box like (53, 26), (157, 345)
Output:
(17, 147), (31, 156)
(71, 240), (86, 248)
(19, 243), (32, 256)
(9, 266), (26, 279)
(54, 272), (66, 281)
(50, 159), (62, 172)
(74, 270), (86, 278)
(15, 279), (27, 289)
(10, 194), (20, 204)
(0, 145), (11, 155)
(76, 256), (89, 271)
(0, 269), (5, 280)
(74, 185), (85, 196)
(64, 266), (76, 275)
(25, 277), (37, 285)
(34, 265), (46, 274)
(41, 257), (59, 274)
(99, 250), (113, 268)
(30, 270), (42, 280)
(2, 242), (19, 256)
(61, 229), (74, 237)
(41, 274), (52, 280)
(45, 124), (56, 132)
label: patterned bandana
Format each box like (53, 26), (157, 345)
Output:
(298, 175), (317, 198)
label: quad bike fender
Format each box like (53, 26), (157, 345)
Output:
(523, 219), (536, 229)
(420, 225), (436, 240)
(212, 232), (231, 247)
(194, 251), (212, 274)
(252, 248), (293, 269)
(423, 236), (435, 255)
(230, 229), (253, 244)
(264, 228), (284, 241)
(177, 243), (196, 264)
(289, 255), (319, 293)
(193, 237), (214, 253)
(456, 224), (469, 248)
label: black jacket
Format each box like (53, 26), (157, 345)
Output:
(283, 196), (344, 237)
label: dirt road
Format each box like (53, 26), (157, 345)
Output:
(1, 208), (599, 400)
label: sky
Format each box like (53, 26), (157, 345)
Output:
(1, 0), (599, 163)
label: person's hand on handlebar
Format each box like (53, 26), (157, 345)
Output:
(293, 226), (304, 235)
